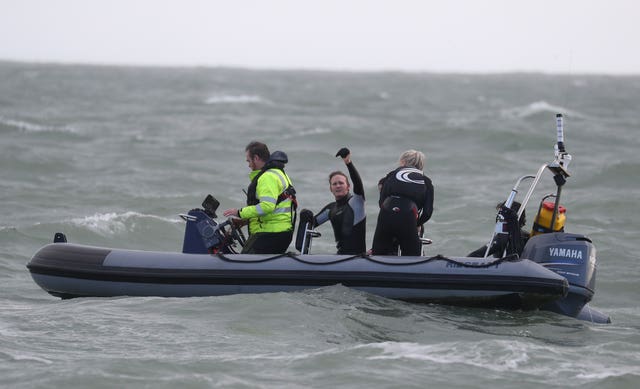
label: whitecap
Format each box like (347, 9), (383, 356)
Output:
(572, 79), (589, 88)
(576, 366), (640, 380)
(0, 116), (78, 134)
(284, 127), (332, 139)
(218, 346), (343, 363)
(500, 101), (585, 119)
(10, 354), (54, 364)
(365, 339), (640, 383)
(366, 340), (533, 371)
(204, 94), (265, 104)
(69, 212), (181, 234)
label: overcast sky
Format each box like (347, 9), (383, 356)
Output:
(1, 0), (638, 74)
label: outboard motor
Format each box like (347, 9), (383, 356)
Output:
(474, 115), (609, 322)
(520, 232), (596, 317)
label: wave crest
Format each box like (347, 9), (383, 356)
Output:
(204, 94), (266, 104)
(0, 116), (78, 133)
(284, 127), (333, 139)
(500, 101), (585, 119)
(69, 212), (180, 234)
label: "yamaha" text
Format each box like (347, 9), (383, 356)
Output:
(549, 247), (583, 259)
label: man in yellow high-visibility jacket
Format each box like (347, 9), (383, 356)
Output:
(223, 141), (295, 254)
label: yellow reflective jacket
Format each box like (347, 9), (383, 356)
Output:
(239, 168), (294, 234)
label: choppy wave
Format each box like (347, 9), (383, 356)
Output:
(500, 101), (586, 119)
(204, 94), (266, 104)
(367, 339), (640, 383)
(368, 340), (530, 370)
(0, 116), (78, 133)
(3, 352), (53, 365)
(68, 212), (181, 234)
(285, 127), (333, 138)
(2, 63), (640, 389)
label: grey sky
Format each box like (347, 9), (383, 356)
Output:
(1, 0), (637, 74)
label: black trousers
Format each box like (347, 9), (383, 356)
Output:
(241, 231), (293, 254)
(372, 197), (421, 256)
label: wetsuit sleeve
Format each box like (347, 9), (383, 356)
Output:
(377, 175), (389, 207)
(313, 204), (332, 227)
(417, 176), (434, 226)
(346, 162), (365, 199)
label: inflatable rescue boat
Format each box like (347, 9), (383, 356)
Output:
(26, 114), (610, 323)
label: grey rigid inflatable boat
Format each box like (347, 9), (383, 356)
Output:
(26, 115), (610, 323)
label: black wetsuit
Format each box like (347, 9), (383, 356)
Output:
(372, 166), (433, 256)
(467, 230), (530, 258)
(314, 162), (366, 254)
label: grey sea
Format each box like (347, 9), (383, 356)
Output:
(1, 61), (639, 388)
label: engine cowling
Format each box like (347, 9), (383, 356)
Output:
(520, 232), (596, 317)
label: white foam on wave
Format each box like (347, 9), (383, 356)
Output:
(366, 340), (640, 381)
(10, 353), (53, 365)
(572, 341), (640, 379)
(366, 340), (533, 371)
(204, 94), (265, 104)
(500, 101), (585, 119)
(576, 365), (640, 380)
(284, 127), (332, 138)
(70, 212), (181, 234)
(0, 116), (78, 134)
(218, 346), (344, 363)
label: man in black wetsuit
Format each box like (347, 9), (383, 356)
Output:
(372, 150), (434, 256)
(313, 148), (366, 255)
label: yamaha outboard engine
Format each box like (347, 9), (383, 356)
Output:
(495, 115), (610, 323)
(520, 232), (604, 320)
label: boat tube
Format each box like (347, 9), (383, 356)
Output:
(28, 234), (568, 310)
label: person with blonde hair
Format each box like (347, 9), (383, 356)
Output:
(371, 149), (434, 256)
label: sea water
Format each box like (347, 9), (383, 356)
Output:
(1, 61), (639, 388)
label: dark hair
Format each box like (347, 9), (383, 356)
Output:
(497, 201), (527, 227)
(245, 141), (270, 162)
(328, 171), (349, 185)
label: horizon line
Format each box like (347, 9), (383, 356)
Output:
(1, 58), (639, 77)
